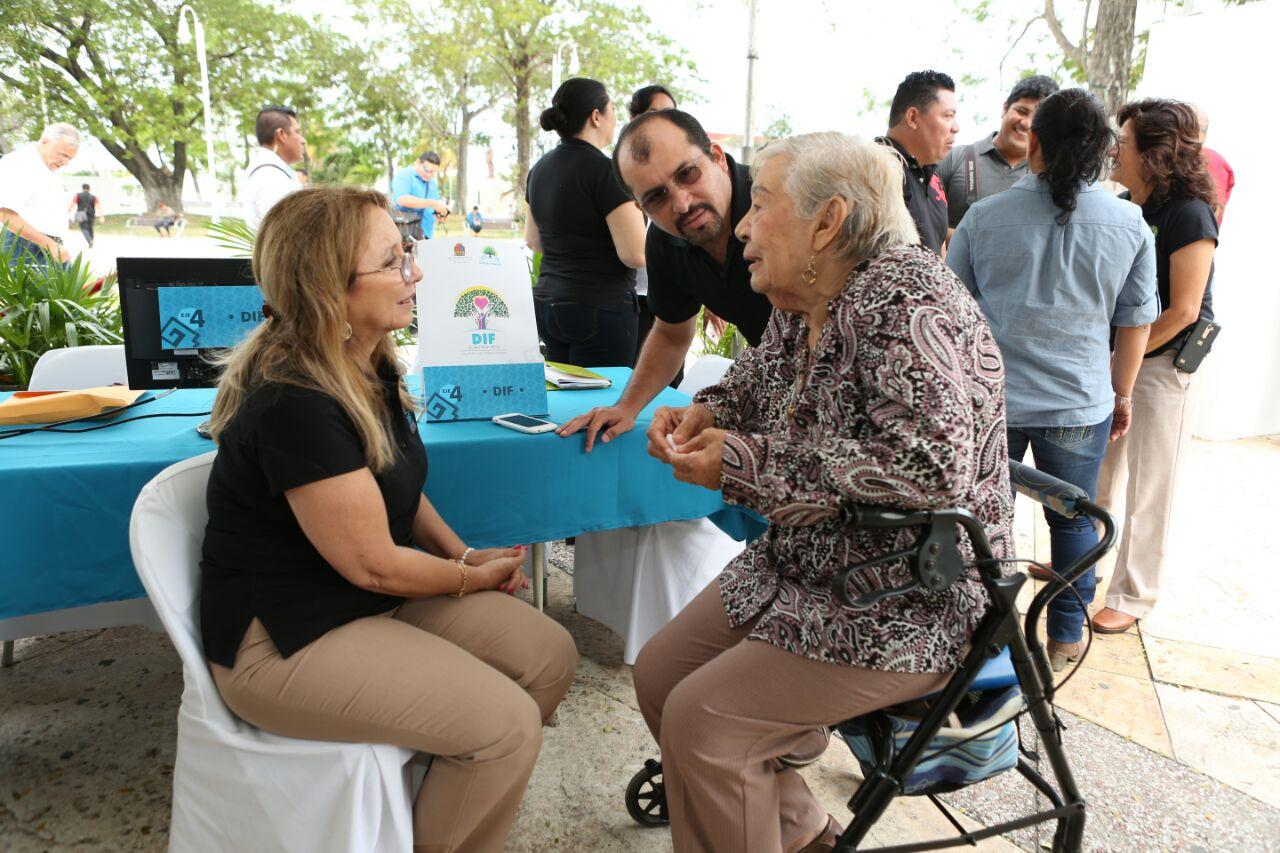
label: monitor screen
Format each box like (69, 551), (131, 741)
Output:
(118, 257), (262, 389)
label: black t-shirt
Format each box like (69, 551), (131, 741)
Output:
(876, 136), (948, 255)
(1136, 194), (1219, 356)
(74, 191), (96, 217)
(200, 367), (427, 666)
(644, 154), (773, 346)
(526, 137), (636, 310)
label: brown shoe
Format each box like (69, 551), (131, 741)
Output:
(1092, 607), (1138, 634)
(1047, 639), (1082, 672)
(798, 814), (845, 852)
(1028, 561), (1053, 581)
(778, 726), (831, 769)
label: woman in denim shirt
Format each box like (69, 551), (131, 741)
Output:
(947, 89), (1158, 669)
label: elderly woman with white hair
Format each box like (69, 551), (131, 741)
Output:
(634, 132), (1014, 853)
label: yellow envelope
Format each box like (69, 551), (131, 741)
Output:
(0, 386), (144, 425)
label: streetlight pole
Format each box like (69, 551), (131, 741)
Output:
(742, 0), (760, 165)
(178, 4), (219, 222)
(550, 41), (580, 102)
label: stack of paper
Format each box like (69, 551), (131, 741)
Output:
(544, 362), (612, 390)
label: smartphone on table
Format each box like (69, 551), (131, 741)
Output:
(491, 413), (557, 434)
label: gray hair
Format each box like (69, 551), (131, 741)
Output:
(752, 132), (918, 262)
(41, 123), (82, 146)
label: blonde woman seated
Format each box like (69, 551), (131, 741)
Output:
(200, 186), (578, 853)
(635, 134), (1014, 853)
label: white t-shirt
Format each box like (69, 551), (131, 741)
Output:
(243, 148), (301, 230)
(0, 143), (68, 238)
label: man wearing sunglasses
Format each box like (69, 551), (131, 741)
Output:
(557, 109), (772, 450)
(391, 151), (449, 242)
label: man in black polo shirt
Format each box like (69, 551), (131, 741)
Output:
(557, 109), (772, 450)
(875, 70), (958, 255)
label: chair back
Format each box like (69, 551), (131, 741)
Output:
(677, 355), (733, 396)
(129, 452), (240, 729)
(29, 344), (128, 391)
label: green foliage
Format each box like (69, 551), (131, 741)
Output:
(0, 0), (342, 207)
(696, 308), (743, 359)
(207, 218), (256, 258)
(0, 235), (122, 387)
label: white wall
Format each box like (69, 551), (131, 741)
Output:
(1138, 2), (1280, 440)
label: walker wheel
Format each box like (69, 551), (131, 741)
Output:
(625, 758), (669, 827)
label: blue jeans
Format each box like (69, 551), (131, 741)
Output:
(2, 231), (58, 271)
(1007, 416), (1111, 644)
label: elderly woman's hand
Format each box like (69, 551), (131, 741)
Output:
(667, 428), (727, 490)
(647, 404), (716, 464)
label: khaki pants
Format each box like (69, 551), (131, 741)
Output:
(210, 592), (578, 853)
(632, 577), (950, 853)
(1096, 352), (1198, 618)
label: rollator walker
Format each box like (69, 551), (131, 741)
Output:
(623, 460), (1115, 852)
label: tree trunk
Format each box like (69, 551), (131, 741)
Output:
(456, 110), (471, 215)
(100, 137), (187, 212)
(514, 60), (532, 209)
(1089, 0), (1138, 115)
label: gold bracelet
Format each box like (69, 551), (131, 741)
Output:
(453, 559), (468, 598)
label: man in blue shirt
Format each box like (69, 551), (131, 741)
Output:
(465, 206), (483, 234)
(391, 151), (448, 240)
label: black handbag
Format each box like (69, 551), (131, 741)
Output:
(1173, 318), (1220, 373)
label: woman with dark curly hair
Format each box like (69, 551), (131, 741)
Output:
(1091, 98), (1221, 635)
(947, 88), (1158, 669)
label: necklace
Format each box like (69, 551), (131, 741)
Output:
(786, 341), (815, 424)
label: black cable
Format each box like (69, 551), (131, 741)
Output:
(978, 556), (1095, 693)
(876, 556), (1094, 768)
(26, 411), (212, 433)
(0, 388), (183, 440)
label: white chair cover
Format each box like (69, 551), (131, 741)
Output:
(28, 344), (128, 391)
(573, 354), (745, 664)
(2, 345), (159, 657)
(129, 452), (419, 853)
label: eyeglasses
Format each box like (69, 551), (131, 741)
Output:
(637, 155), (707, 214)
(355, 241), (417, 282)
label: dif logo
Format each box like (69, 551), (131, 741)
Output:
(471, 332), (496, 345)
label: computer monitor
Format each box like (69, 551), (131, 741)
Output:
(118, 257), (263, 389)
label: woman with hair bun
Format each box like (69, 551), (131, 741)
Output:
(1091, 98), (1221, 635)
(526, 77), (647, 367)
(947, 88), (1159, 670)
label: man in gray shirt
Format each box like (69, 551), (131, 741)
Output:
(938, 75), (1059, 231)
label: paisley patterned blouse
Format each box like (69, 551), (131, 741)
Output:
(697, 243), (1014, 674)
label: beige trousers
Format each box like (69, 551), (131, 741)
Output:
(1096, 352), (1198, 618)
(632, 576), (950, 853)
(210, 592), (578, 853)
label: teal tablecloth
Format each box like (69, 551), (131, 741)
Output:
(0, 367), (760, 620)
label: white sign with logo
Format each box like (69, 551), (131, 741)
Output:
(412, 238), (548, 421)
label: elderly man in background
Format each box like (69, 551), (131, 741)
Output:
(937, 74), (1060, 234)
(244, 105), (306, 230)
(0, 123), (81, 268)
(876, 71), (958, 255)
(633, 132), (1013, 852)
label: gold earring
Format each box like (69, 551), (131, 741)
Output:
(801, 253), (818, 286)
(343, 322), (353, 341)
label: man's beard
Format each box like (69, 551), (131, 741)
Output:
(676, 203), (725, 245)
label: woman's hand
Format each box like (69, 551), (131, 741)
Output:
(667, 428), (727, 490)
(1110, 396), (1133, 442)
(647, 404), (716, 464)
(469, 549), (530, 595)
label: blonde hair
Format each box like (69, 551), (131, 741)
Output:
(753, 132), (919, 262)
(208, 186), (413, 473)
